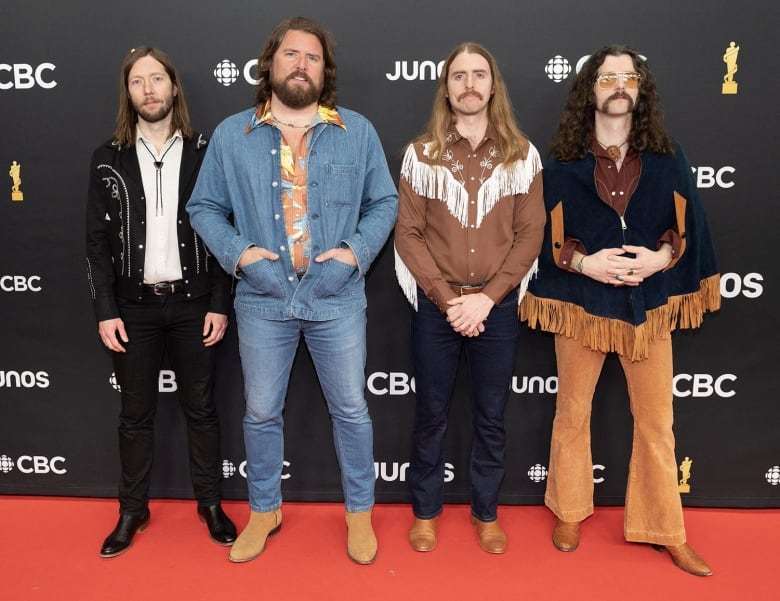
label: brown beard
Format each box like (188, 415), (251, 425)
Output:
(134, 98), (173, 123)
(271, 70), (322, 109)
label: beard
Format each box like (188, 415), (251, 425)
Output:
(270, 70), (322, 109)
(134, 96), (174, 123)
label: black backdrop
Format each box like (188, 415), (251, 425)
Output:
(1, 0), (778, 508)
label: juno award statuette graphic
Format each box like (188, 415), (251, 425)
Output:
(722, 41), (739, 94)
(9, 160), (23, 202)
(678, 456), (693, 493)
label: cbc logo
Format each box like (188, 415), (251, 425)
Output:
(1, 275), (42, 292)
(109, 370), (178, 393)
(720, 272), (763, 299)
(367, 372), (415, 395)
(0, 454), (67, 475)
(527, 463), (605, 483)
(229, 460), (292, 480)
(673, 374), (737, 398)
(0, 63), (57, 89)
(213, 58), (259, 86)
(692, 166), (735, 189)
(545, 53), (646, 82)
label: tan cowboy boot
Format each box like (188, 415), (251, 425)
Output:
(228, 508), (282, 563)
(552, 519), (581, 552)
(657, 542), (713, 576)
(409, 516), (438, 552)
(345, 509), (377, 565)
(471, 516), (507, 554)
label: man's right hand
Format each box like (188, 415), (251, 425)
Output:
(98, 318), (129, 353)
(238, 246), (280, 268)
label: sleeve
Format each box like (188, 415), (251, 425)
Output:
(481, 171), (546, 304)
(85, 147), (119, 322)
(394, 151), (455, 312)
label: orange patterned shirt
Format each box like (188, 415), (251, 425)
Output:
(253, 101), (345, 275)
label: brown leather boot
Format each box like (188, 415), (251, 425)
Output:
(657, 543), (713, 576)
(471, 516), (506, 554)
(409, 516), (438, 552)
(552, 519), (580, 552)
(228, 508), (282, 563)
(345, 509), (377, 565)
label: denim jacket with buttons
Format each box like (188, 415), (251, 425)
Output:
(187, 106), (398, 321)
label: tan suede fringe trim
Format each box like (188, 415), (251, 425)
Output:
(520, 274), (721, 361)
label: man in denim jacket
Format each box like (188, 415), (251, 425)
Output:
(187, 17), (397, 565)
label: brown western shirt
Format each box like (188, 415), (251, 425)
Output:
(395, 127), (546, 312)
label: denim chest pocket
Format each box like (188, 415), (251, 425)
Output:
(324, 163), (358, 207)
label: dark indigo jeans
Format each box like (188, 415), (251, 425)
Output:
(409, 288), (518, 522)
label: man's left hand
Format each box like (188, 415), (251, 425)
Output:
(446, 293), (494, 337)
(315, 247), (357, 266)
(203, 312), (228, 346)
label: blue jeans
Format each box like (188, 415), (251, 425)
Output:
(409, 289), (518, 522)
(235, 306), (374, 513)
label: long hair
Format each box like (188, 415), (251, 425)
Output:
(550, 44), (674, 161)
(254, 16), (337, 109)
(416, 42), (529, 166)
(113, 46), (193, 147)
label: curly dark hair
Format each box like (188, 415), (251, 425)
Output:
(254, 16), (337, 109)
(550, 44), (674, 161)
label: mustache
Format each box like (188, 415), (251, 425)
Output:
(607, 91), (633, 102)
(457, 90), (483, 101)
(286, 70), (313, 84)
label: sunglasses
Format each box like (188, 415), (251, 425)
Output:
(596, 71), (641, 89)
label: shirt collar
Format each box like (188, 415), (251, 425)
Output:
(246, 100), (346, 133)
(135, 128), (182, 148)
(445, 122), (497, 149)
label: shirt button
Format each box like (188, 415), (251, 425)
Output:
(183, 266), (188, 271)
(619, 191), (625, 195)
(470, 176), (475, 181)
(470, 272), (475, 277)
(271, 149), (277, 155)
(272, 181), (278, 187)
(611, 191), (616, 196)
(280, 245), (286, 251)
(138, 244), (143, 249)
(274, 214), (280, 220)
(470, 248), (475, 253)
(288, 276), (294, 282)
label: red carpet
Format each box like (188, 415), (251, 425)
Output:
(1, 496), (776, 600)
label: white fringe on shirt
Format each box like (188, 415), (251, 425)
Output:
(396, 142), (542, 310)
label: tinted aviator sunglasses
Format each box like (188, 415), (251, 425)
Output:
(596, 71), (641, 89)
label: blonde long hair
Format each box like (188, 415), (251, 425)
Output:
(416, 42), (529, 166)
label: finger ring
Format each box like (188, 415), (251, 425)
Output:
(615, 275), (624, 281)
(627, 269), (634, 276)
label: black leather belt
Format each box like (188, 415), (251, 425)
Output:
(143, 280), (184, 296)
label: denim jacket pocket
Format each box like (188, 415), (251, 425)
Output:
(239, 258), (285, 298)
(313, 258), (358, 298)
(324, 163), (358, 207)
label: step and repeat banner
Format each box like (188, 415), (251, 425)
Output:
(1, 1), (778, 507)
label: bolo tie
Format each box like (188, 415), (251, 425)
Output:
(139, 138), (177, 216)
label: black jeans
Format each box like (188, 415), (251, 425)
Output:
(113, 291), (222, 515)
